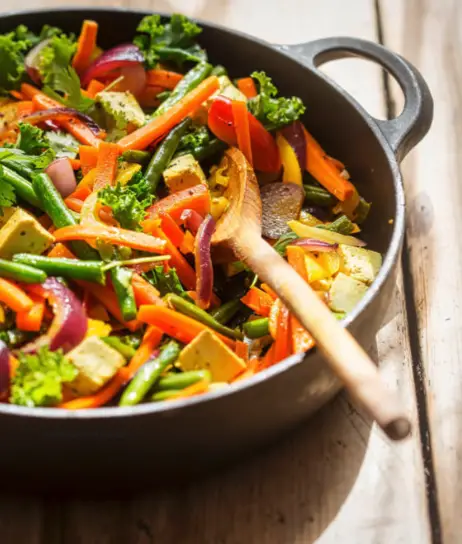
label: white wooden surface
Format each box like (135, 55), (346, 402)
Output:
(381, 0), (459, 541)
(0, 1), (433, 542)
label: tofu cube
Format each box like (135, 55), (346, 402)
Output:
(328, 272), (369, 313)
(67, 336), (125, 396)
(179, 330), (247, 383)
(338, 244), (382, 285)
(0, 208), (54, 259)
(163, 154), (207, 193)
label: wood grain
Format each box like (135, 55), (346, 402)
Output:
(0, 1), (430, 542)
(380, 0), (460, 541)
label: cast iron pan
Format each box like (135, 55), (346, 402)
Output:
(0, 9), (433, 493)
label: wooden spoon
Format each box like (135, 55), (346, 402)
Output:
(212, 148), (411, 440)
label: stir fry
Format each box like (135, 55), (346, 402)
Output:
(0, 14), (382, 409)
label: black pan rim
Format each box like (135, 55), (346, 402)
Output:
(0, 7), (405, 420)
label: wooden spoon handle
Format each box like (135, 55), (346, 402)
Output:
(234, 229), (411, 441)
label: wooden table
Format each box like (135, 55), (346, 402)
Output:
(0, 0), (455, 542)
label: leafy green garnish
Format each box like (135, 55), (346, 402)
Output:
(273, 231), (299, 256)
(146, 265), (191, 300)
(40, 34), (94, 112)
(176, 124), (210, 155)
(0, 179), (16, 208)
(0, 32), (29, 93)
(10, 346), (78, 407)
(45, 130), (79, 158)
(134, 13), (206, 69)
(98, 172), (154, 231)
(248, 71), (306, 130)
(16, 122), (50, 155)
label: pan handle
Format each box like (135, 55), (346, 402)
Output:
(277, 37), (433, 162)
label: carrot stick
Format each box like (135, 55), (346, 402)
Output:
(117, 76), (220, 150)
(16, 295), (45, 332)
(0, 278), (34, 312)
(21, 83), (102, 147)
(236, 77), (257, 99)
(179, 230), (195, 255)
(273, 302), (291, 363)
(302, 125), (355, 201)
(72, 20), (99, 74)
(138, 305), (236, 349)
(168, 379), (209, 400)
(126, 325), (163, 375)
(93, 142), (121, 191)
(58, 367), (130, 409)
(145, 183), (211, 222)
(86, 79), (105, 98)
(79, 145), (99, 175)
(53, 224), (167, 254)
(259, 343), (276, 371)
(132, 274), (164, 306)
(146, 69), (183, 89)
(186, 290), (221, 309)
(69, 158), (81, 170)
(241, 287), (274, 317)
(10, 90), (25, 100)
(151, 227), (196, 290)
(232, 368), (255, 382)
(232, 100), (253, 165)
(64, 197), (84, 213)
(67, 184), (91, 202)
(286, 246), (315, 354)
(47, 243), (75, 259)
(159, 212), (185, 247)
(235, 340), (249, 362)
(260, 283), (277, 300)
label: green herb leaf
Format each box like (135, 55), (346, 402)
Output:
(0, 178), (16, 208)
(134, 13), (206, 69)
(273, 231), (299, 256)
(10, 346), (78, 407)
(16, 122), (50, 155)
(98, 172), (154, 231)
(0, 32), (29, 93)
(177, 124), (211, 155)
(45, 131), (79, 158)
(146, 265), (191, 299)
(247, 71), (305, 130)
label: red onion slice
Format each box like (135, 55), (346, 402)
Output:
(24, 38), (51, 84)
(280, 121), (306, 171)
(22, 107), (102, 135)
(46, 158), (77, 198)
(82, 44), (144, 87)
(288, 238), (338, 252)
(180, 209), (204, 235)
(0, 341), (10, 396)
(194, 214), (216, 310)
(21, 278), (88, 354)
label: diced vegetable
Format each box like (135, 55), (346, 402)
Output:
(163, 153), (206, 193)
(338, 244), (382, 285)
(328, 272), (369, 313)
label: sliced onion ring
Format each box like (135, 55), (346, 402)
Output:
(280, 121), (306, 171)
(46, 158), (77, 198)
(21, 278), (88, 354)
(194, 214), (216, 310)
(24, 38), (51, 84)
(288, 238), (338, 252)
(0, 340), (10, 396)
(82, 44), (144, 87)
(22, 107), (102, 135)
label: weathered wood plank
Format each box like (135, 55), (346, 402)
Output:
(380, 0), (461, 542)
(0, 1), (429, 543)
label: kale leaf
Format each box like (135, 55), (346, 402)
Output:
(0, 32), (29, 93)
(45, 130), (79, 159)
(10, 346), (78, 407)
(16, 122), (50, 155)
(0, 179), (16, 209)
(247, 71), (306, 130)
(176, 124), (210, 155)
(98, 172), (154, 231)
(134, 13), (206, 69)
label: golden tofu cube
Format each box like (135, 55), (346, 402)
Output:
(163, 154), (206, 193)
(328, 272), (369, 313)
(338, 244), (382, 285)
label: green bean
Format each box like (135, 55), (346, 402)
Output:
(209, 299), (242, 325)
(111, 267), (137, 322)
(243, 318), (270, 339)
(303, 184), (336, 207)
(166, 294), (244, 340)
(102, 337), (137, 360)
(0, 165), (42, 209)
(211, 65), (227, 77)
(144, 118), (192, 194)
(32, 173), (99, 260)
(121, 150), (151, 165)
(155, 62), (212, 116)
(13, 254), (106, 284)
(0, 258), (46, 283)
(156, 90), (171, 103)
(175, 138), (226, 163)
(119, 341), (181, 406)
(354, 198), (371, 224)
(2, 159), (35, 180)
(319, 214), (354, 235)
(151, 389), (181, 402)
(155, 370), (211, 392)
